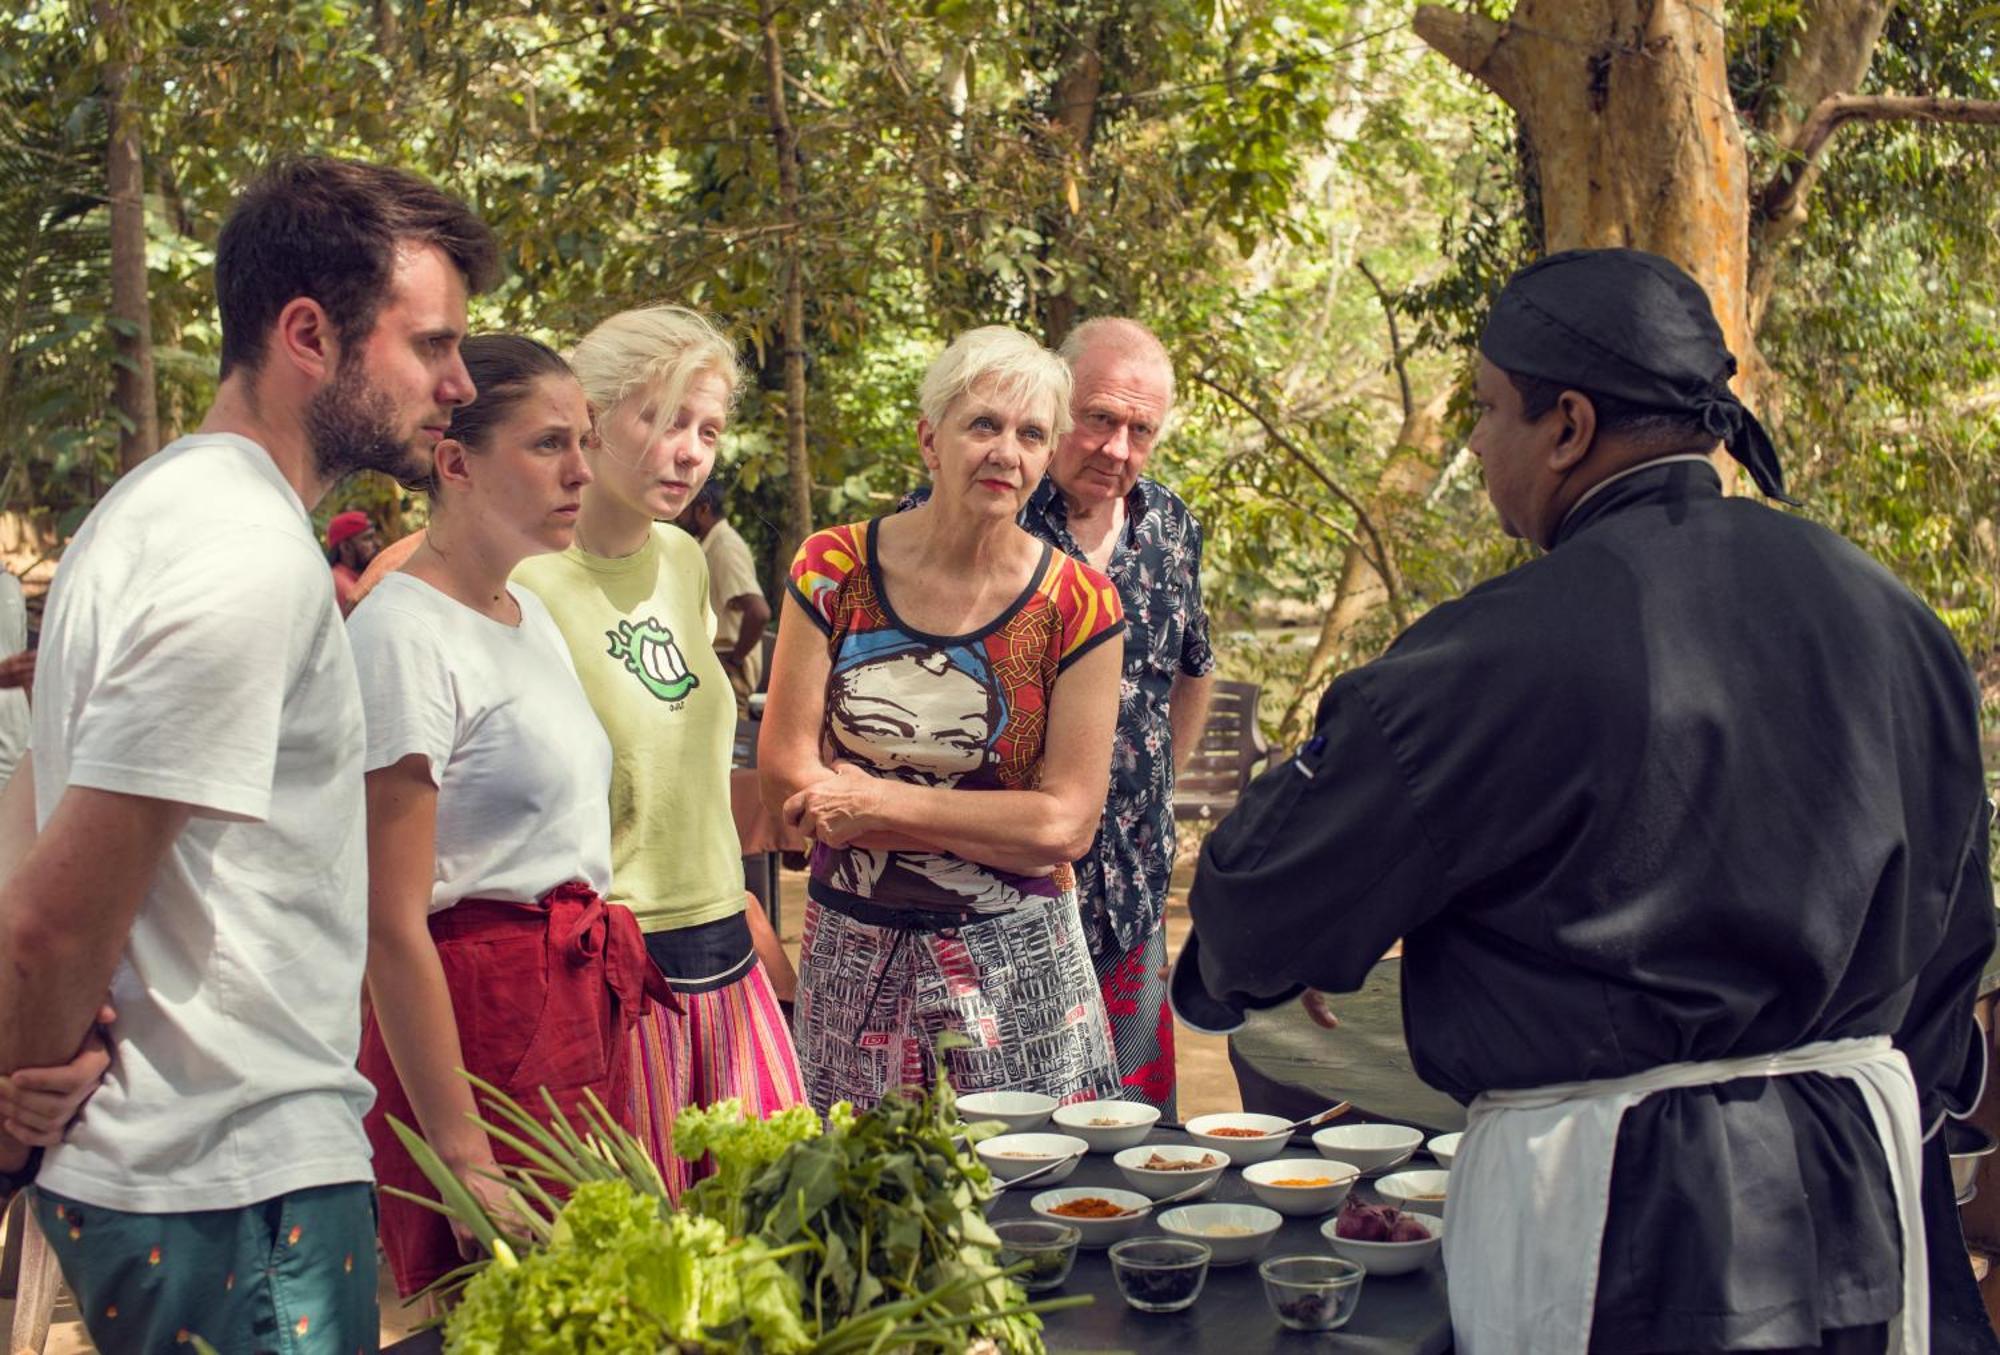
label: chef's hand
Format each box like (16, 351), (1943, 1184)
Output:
(1301, 990), (1340, 1030)
(0, 1003), (117, 1145)
(0, 650), (33, 691)
(783, 762), (887, 847)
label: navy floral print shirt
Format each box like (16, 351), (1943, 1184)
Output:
(902, 477), (1215, 954)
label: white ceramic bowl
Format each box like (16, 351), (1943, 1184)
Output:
(1030, 1186), (1152, 1248)
(1376, 1168), (1451, 1216)
(1426, 1132), (1462, 1168)
(1157, 1201), (1284, 1266)
(1321, 1209), (1443, 1276)
(1240, 1157), (1360, 1217)
(975, 1132), (1087, 1186)
(958, 1090), (1058, 1133)
(1112, 1143), (1230, 1200)
(1185, 1112), (1295, 1165)
(1051, 1100), (1161, 1153)
(1311, 1122), (1423, 1175)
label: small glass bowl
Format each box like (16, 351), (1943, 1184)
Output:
(992, 1219), (1081, 1293)
(1260, 1254), (1366, 1331)
(1109, 1236), (1212, 1313)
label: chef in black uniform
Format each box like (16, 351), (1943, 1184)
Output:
(1175, 248), (1993, 1355)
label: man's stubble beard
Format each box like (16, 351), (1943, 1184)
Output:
(306, 352), (431, 488)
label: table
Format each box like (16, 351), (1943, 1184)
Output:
(385, 1125), (1454, 1354)
(986, 1126), (1453, 1353)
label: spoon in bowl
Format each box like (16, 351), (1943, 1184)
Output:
(1262, 1100), (1354, 1138)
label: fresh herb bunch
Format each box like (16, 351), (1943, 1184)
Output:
(735, 1067), (1047, 1353)
(388, 1061), (1084, 1352)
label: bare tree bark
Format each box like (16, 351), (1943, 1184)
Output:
(1042, 19), (1103, 348)
(760, 0), (814, 561)
(94, 0), (157, 472)
(1757, 94), (2000, 228)
(1275, 387), (1449, 747)
(1414, 2), (1753, 362)
(1416, 0), (2000, 391)
(1273, 263), (1449, 745)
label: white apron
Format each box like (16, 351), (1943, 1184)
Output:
(1442, 1035), (1926, 1355)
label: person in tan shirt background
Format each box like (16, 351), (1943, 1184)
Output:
(677, 481), (770, 716)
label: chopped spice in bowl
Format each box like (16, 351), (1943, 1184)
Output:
(1030, 1186), (1151, 1248)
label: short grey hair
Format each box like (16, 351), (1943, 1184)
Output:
(918, 325), (1074, 438)
(1058, 316), (1177, 422)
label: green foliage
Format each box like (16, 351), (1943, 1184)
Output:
(7, 0), (2000, 740)
(393, 1070), (1080, 1354)
(446, 1192), (810, 1354)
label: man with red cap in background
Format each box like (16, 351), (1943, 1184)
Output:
(325, 508), (379, 615)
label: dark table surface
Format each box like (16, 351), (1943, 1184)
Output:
(386, 1126), (1454, 1354)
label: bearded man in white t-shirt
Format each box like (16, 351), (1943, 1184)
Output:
(0, 157), (495, 1351)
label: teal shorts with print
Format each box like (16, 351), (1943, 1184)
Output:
(31, 1181), (377, 1353)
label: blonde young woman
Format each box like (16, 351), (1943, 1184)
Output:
(350, 335), (668, 1297)
(760, 326), (1125, 1110)
(514, 306), (804, 1198)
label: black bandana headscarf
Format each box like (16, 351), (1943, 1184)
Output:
(1479, 247), (1796, 505)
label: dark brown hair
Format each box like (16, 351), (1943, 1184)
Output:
(447, 335), (574, 450)
(419, 335), (575, 500)
(215, 157), (499, 378)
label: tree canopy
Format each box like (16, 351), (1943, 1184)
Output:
(4, 0), (1998, 733)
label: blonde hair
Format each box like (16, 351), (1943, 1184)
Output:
(568, 304), (743, 446)
(918, 325), (1073, 438)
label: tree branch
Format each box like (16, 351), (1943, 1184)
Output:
(1356, 258), (1412, 424)
(1191, 370), (1410, 630)
(1758, 95), (2000, 224)
(1411, 5), (1521, 111)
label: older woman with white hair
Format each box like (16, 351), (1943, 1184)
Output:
(760, 325), (1125, 1110)
(514, 305), (804, 1199)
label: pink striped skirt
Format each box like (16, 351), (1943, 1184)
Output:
(625, 959), (806, 1201)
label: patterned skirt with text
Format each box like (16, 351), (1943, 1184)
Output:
(793, 891), (1120, 1112)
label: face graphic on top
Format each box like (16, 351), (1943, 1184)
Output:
(826, 646), (1002, 787)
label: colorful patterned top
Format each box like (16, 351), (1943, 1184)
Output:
(901, 478), (1217, 955)
(787, 518), (1125, 924)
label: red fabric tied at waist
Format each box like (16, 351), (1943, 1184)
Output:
(429, 882), (680, 1026)
(544, 880), (681, 1018)
(363, 880), (677, 1297)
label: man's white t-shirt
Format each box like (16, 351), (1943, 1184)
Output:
(701, 518), (763, 690)
(0, 570), (28, 785)
(31, 434), (375, 1212)
(347, 573), (613, 909)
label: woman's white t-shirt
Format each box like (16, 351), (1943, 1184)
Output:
(348, 572), (613, 910)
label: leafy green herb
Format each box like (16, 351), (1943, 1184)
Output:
(393, 1066), (1087, 1352)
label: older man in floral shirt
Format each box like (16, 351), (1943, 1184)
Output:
(903, 317), (1214, 1113)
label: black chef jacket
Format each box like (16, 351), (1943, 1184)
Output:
(1188, 460), (1994, 1351)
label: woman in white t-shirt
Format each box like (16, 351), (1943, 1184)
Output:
(348, 335), (670, 1300)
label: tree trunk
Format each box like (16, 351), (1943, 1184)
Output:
(760, 0), (813, 562)
(1415, 2), (1752, 367)
(95, 0), (158, 472)
(1041, 21), (1103, 349)
(1276, 387), (1450, 746)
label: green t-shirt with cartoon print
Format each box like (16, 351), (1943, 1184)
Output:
(514, 525), (746, 934)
